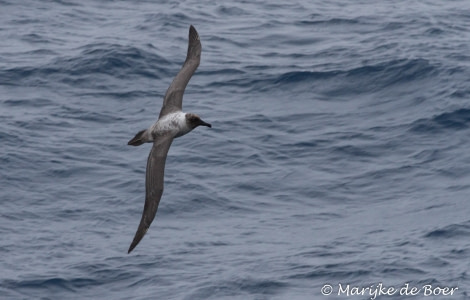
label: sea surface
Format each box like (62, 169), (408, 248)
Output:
(1, 0), (469, 299)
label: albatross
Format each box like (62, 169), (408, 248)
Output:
(127, 25), (211, 253)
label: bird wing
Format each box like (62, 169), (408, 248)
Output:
(128, 135), (174, 253)
(159, 25), (201, 118)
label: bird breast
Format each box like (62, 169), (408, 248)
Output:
(152, 112), (191, 138)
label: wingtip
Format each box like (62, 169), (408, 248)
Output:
(128, 238), (139, 254)
(189, 24), (199, 41)
(128, 222), (151, 254)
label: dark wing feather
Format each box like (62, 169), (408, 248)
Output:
(128, 136), (173, 253)
(159, 25), (201, 118)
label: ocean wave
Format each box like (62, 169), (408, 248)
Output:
(0, 43), (169, 87)
(184, 277), (288, 299)
(298, 17), (365, 27)
(288, 263), (371, 280)
(424, 220), (470, 239)
(409, 108), (470, 133)
(274, 70), (338, 83)
(274, 58), (437, 92)
(205, 58), (438, 96)
(2, 277), (96, 293)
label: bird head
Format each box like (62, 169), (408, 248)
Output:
(186, 113), (212, 129)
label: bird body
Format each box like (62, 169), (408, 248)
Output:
(127, 25), (211, 253)
(152, 111), (190, 138)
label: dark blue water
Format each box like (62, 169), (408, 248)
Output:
(1, 1), (469, 299)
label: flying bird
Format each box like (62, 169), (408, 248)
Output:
(127, 25), (211, 253)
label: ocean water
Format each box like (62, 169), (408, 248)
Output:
(1, 0), (469, 299)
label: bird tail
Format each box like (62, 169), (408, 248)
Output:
(128, 129), (149, 146)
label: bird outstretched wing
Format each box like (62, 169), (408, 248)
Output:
(128, 135), (173, 253)
(159, 25), (201, 118)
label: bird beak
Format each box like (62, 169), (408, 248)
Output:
(200, 120), (212, 128)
